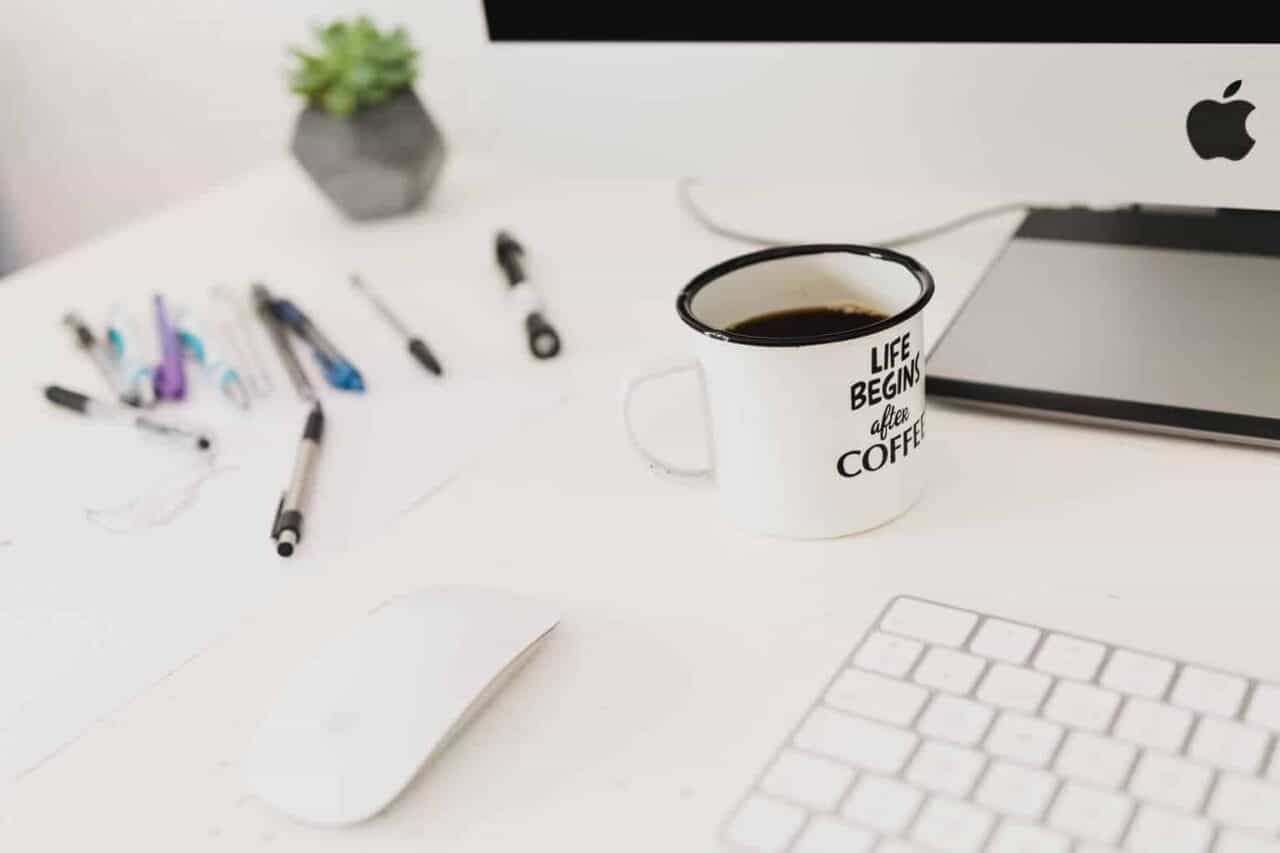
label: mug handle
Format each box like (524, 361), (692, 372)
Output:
(620, 358), (715, 483)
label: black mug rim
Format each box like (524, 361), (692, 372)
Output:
(676, 243), (935, 347)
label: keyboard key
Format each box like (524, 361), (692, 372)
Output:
(1042, 681), (1121, 731)
(969, 618), (1040, 664)
(1125, 804), (1212, 853)
(1172, 665), (1247, 718)
(1046, 782), (1132, 845)
(881, 598), (977, 647)
(794, 708), (917, 773)
(1244, 683), (1280, 731)
(985, 712), (1062, 767)
(725, 795), (806, 852)
(1113, 697), (1193, 752)
(842, 775), (922, 834)
(1034, 633), (1107, 681)
(1053, 731), (1135, 789)
(1127, 751), (1213, 811)
(877, 842), (931, 853)
(792, 816), (875, 853)
(1215, 830), (1280, 853)
(906, 740), (986, 797)
(760, 749), (855, 811)
(853, 631), (924, 678)
(1100, 648), (1175, 699)
(910, 797), (994, 853)
(974, 760), (1058, 819)
(1207, 774), (1280, 834)
(826, 668), (929, 726)
(977, 663), (1051, 713)
(914, 647), (986, 695)
(986, 820), (1069, 853)
(1188, 717), (1269, 774)
(725, 599), (1280, 853)
(917, 694), (994, 747)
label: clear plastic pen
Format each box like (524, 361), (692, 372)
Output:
(104, 308), (158, 408)
(177, 313), (251, 409)
(43, 385), (213, 453)
(62, 312), (141, 407)
(211, 284), (274, 399)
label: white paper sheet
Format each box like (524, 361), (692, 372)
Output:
(0, 373), (567, 780)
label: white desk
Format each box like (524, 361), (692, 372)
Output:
(2, 158), (1278, 851)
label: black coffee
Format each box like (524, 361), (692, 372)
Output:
(728, 305), (887, 338)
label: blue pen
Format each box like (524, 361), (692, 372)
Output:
(106, 307), (159, 408)
(176, 314), (251, 410)
(268, 298), (365, 392)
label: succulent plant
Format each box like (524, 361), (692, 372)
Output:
(288, 17), (418, 118)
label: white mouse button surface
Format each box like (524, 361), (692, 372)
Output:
(245, 586), (559, 826)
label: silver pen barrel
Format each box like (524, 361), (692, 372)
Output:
(252, 283), (315, 403)
(272, 403), (324, 557)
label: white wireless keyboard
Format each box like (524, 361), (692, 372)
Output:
(724, 596), (1280, 853)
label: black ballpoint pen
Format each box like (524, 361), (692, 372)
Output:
(271, 402), (323, 558)
(349, 274), (443, 376)
(495, 230), (561, 359)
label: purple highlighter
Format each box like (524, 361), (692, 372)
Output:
(152, 294), (186, 400)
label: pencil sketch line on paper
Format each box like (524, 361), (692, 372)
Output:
(84, 460), (236, 535)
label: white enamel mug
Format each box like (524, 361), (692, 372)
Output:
(622, 244), (934, 538)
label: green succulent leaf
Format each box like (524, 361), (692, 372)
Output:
(288, 16), (419, 117)
(323, 86), (358, 117)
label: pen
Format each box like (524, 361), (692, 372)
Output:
(62, 312), (141, 407)
(105, 308), (159, 409)
(271, 402), (323, 557)
(269, 297), (366, 392)
(210, 284), (274, 398)
(176, 313), (251, 409)
(43, 385), (213, 452)
(495, 230), (561, 359)
(252, 283), (315, 402)
(153, 294), (186, 400)
(349, 274), (443, 376)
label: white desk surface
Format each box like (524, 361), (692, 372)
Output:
(2, 158), (1278, 850)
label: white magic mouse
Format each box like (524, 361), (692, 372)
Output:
(244, 585), (559, 826)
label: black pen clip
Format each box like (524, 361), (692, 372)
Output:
(270, 493), (285, 539)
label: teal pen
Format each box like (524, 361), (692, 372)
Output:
(177, 314), (251, 409)
(106, 308), (158, 408)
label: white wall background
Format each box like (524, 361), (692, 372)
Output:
(0, 1), (492, 271)
(4, 8), (1274, 275)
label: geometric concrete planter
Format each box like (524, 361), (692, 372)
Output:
(290, 90), (446, 220)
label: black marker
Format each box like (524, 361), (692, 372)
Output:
(271, 402), (323, 558)
(43, 384), (213, 452)
(495, 231), (561, 359)
(349, 275), (443, 376)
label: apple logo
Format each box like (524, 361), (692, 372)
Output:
(1186, 80), (1256, 161)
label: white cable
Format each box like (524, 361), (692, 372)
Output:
(677, 176), (1032, 249)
